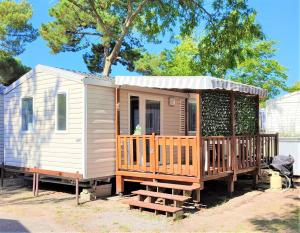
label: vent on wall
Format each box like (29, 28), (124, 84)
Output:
(179, 99), (185, 133)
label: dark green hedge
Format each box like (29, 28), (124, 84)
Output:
(201, 91), (232, 136)
(235, 95), (258, 135)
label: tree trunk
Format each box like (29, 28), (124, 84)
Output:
(103, 57), (112, 77)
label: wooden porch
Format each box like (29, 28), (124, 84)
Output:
(116, 133), (278, 189)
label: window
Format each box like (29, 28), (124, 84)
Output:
(188, 100), (196, 132)
(56, 92), (67, 131)
(130, 96), (139, 134)
(22, 97), (33, 131)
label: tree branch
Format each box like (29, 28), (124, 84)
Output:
(190, 0), (215, 24)
(87, 0), (114, 36)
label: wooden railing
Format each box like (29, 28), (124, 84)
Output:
(201, 136), (233, 177)
(116, 133), (278, 180)
(259, 133), (278, 165)
(117, 135), (198, 177)
(235, 135), (258, 170)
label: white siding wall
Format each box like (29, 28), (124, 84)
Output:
(4, 70), (84, 174)
(0, 93), (3, 164)
(86, 85), (115, 179)
(266, 92), (300, 137)
(120, 89), (185, 136)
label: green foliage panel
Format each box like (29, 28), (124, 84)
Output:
(201, 91), (231, 136)
(235, 95), (258, 135)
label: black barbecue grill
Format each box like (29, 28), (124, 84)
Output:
(269, 155), (295, 189)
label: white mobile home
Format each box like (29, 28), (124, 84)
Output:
(4, 65), (117, 180)
(3, 65), (187, 181)
(266, 91), (300, 136)
(266, 91), (300, 175)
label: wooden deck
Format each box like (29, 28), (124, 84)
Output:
(116, 134), (278, 192)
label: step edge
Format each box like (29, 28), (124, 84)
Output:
(132, 190), (190, 201)
(124, 199), (182, 212)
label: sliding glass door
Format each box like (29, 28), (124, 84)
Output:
(145, 100), (160, 135)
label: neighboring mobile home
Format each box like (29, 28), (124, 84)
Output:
(265, 91), (300, 175)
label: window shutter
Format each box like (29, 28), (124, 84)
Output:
(179, 99), (185, 133)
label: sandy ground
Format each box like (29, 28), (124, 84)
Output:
(0, 177), (299, 233)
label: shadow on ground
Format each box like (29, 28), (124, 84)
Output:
(250, 204), (299, 232)
(0, 219), (29, 233)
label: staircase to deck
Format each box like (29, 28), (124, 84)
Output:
(123, 181), (201, 219)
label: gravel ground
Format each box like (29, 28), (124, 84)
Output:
(0, 176), (299, 233)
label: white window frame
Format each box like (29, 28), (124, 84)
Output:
(55, 90), (68, 133)
(187, 98), (196, 134)
(21, 96), (34, 133)
(127, 92), (163, 135)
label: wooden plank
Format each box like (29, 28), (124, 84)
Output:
(206, 140), (210, 176)
(246, 137), (249, 168)
(226, 138), (230, 170)
(150, 133), (156, 173)
(124, 137), (128, 169)
(169, 137), (174, 174)
(217, 139), (221, 173)
(3, 165), (83, 179)
(136, 136), (140, 170)
(177, 138), (182, 175)
(162, 137), (167, 173)
(196, 91), (202, 180)
(212, 138), (216, 174)
(185, 138), (190, 175)
(130, 136), (134, 170)
(116, 170), (200, 183)
(191, 138), (197, 177)
(141, 181), (201, 191)
(222, 138), (225, 172)
(132, 190), (190, 202)
(124, 199), (182, 213)
(142, 136), (147, 171)
(117, 136), (121, 170)
(249, 137), (253, 167)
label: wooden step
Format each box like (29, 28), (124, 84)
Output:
(141, 182), (200, 191)
(132, 190), (190, 202)
(124, 199), (182, 213)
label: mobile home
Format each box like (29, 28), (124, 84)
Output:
(266, 91), (300, 175)
(3, 65), (278, 213)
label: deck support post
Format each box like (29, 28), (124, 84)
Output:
(227, 175), (234, 195)
(1, 162), (4, 188)
(35, 173), (39, 196)
(116, 175), (124, 194)
(75, 177), (79, 205)
(32, 173), (36, 195)
(194, 189), (201, 203)
(252, 172), (259, 189)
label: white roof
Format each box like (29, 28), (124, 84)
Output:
(0, 84), (5, 94)
(4, 64), (114, 94)
(115, 75), (267, 98)
(4, 64), (268, 97)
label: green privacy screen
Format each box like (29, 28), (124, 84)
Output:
(201, 90), (258, 136)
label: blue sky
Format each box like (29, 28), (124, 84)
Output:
(18, 0), (299, 90)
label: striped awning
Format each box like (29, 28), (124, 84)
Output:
(115, 76), (267, 98)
